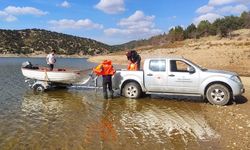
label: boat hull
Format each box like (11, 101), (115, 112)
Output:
(21, 67), (85, 84)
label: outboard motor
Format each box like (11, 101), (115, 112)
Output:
(22, 61), (32, 69)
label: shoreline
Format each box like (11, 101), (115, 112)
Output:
(0, 54), (90, 58)
(2, 53), (250, 77)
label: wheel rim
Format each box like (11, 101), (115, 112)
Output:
(211, 88), (225, 102)
(126, 85), (137, 98)
(36, 86), (44, 92)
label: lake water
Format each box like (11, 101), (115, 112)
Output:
(0, 57), (220, 149)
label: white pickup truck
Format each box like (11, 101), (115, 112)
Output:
(113, 56), (245, 105)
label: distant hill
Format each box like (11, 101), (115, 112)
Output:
(115, 33), (170, 51)
(0, 29), (119, 56)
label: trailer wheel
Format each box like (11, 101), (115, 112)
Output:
(206, 84), (231, 106)
(122, 82), (142, 99)
(33, 84), (45, 92)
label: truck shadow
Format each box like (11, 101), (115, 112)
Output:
(149, 95), (206, 104)
(229, 95), (248, 105)
(147, 94), (248, 106)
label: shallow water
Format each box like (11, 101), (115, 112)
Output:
(0, 57), (220, 149)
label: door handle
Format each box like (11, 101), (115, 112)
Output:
(169, 74), (175, 77)
(147, 73), (153, 76)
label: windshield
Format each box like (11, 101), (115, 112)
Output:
(184, 59), (207, 71)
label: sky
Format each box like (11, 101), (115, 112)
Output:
(0, 0), (250, 45)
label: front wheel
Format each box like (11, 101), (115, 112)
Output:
(33, 84), (45, 92)
(206, 84), (231, 106)
(122, 82), (142, 99)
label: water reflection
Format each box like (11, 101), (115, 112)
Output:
(1, 89), (220, 149)
(0, 88), (221, 149)
(100, 98), (220, 149)
(1, 90), (92, 149)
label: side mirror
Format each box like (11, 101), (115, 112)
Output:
(187, 66), (195, 73)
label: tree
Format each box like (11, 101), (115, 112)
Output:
(224, 16), (243, 31)
(212, 16), (243, 37)
(212, 18), (227, 37)
(240, 11), (250, 28)
(184, 23), (197, 39)
(197, 20), (211, 37)
(169, 26), (184, 41)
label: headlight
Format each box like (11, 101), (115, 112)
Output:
(230, 76), (241, 83)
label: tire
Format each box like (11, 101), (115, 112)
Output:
(206, 84), (231, 106)
(33, 84), (45, 92)
(122, 82), (142, 99)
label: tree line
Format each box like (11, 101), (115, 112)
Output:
(119, 11), (250, 49)
(169, 11), (250, 41)
(0, 29), (118, 55)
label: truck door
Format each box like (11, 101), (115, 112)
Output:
(144, 59), (168, 92)
(167, 60), (200, 93)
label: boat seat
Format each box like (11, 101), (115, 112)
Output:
(57, 69), (66, 71)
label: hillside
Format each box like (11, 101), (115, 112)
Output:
(114, 33), (169, 50)
(89, 29), (250, 76)
(117, 12), (250, 50)
(0, 29), (118, 56)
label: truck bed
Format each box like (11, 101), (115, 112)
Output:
(113, 70), (144, 90)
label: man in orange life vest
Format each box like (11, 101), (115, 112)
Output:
(126, 50), (141, 71)
(93, 60), (116, 99)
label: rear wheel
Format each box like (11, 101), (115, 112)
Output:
(122, 82), (142, 99)
(206, 84), (231, 106)
(33, 84), (45, 92)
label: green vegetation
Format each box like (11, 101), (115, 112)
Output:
(0, 29), (119, 55)
(118, 11), (250, 49)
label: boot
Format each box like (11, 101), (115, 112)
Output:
(110, 90), (114, 99)
(103, 92), (108, 99)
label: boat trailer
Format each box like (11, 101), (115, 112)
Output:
(25, 74), (101, 92)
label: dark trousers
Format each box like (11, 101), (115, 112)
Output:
(137, 61), (141, 70)
(102, 75), (113, 99)
(48, 64), (54, 71)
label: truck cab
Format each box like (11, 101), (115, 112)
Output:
(113, 56), (245, 105)
(143, 57), (200, 93)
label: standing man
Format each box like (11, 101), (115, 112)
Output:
(126, 50), (141, 71)
(46, 50), (56, 71)
(93, 60), (116, 99)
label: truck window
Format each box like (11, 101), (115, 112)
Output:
(149, 60), (166, 72)
(170, 60), (190, 72)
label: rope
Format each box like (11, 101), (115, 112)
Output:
(79, 72), (97, 86)
(45, 69), (49, 81)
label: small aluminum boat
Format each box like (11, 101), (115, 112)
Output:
(21, 67), (86, 84)
(21, 61), (87, 84)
